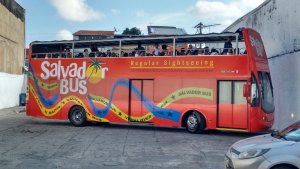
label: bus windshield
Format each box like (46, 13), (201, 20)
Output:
(258, 72), (274, 113)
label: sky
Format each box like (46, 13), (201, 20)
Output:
(15, 0), (265, 46)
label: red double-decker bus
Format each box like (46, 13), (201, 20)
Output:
(26, 28), (274, 133)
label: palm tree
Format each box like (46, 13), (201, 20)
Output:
(86, 58), (105, 81)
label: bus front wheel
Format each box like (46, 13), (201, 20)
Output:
(185, 111), (206, 134)
(69, 106), (87, 127)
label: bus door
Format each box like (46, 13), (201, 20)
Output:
(129, 79), (154, 123)
(218, 81), (248, 129)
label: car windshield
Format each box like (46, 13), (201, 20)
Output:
(274, 121), (300, 142)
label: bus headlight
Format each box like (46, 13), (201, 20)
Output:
(238, 149), (270, 159)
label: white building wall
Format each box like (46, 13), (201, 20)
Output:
(0, 73), (25, 109)
(269, 52), (300, 129)
(225, 0), (300, 130)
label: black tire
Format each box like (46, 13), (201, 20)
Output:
(185, 111), (206, 134)
(272, 165), (298, 169)
(69, 106), (87, 127)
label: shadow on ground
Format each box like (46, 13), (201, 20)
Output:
(27, 119), (261, 138)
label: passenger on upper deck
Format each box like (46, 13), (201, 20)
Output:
(222, 37), (232, 54)
(210, 48), (219, 55)
(132, 42), (144, 57)
(64, 47), (72, 58)
(204, 46), (210, 55)
(227, 48), (233, 55)
(45, 53), (50, 59)
(91, 44), (99, 52)
(58, 46), (64, 58)
(186, 45), (194, 55)
(153, 43), (160, 56)
(160, 44), (167, 56)
(90, 44), (99, 57)
(197, 48), (204, 55)
(83, 49), (89, 58)
(178, 48), (186, 56)
(106, 50), (112, 57)
(135, 42), (145, 52)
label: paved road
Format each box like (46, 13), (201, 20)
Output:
(0, 107), (257, 169)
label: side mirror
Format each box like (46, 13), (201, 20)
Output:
(271, 129), (280, 137)
(243, 83), (251, 97)
(243, 83), (251, 103)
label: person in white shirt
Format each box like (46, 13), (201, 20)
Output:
(83, 49), (89, 58)
(153, 43), (160, 56)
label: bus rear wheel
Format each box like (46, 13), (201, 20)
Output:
(69, 106), (87, 127)
(185, 111), (206, 134)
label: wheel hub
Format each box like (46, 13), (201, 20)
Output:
(74, 110), (83, 122)
(187, 114), (197, 129)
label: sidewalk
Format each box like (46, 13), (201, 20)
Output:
(0, 106), (24, 115)
(0, 106), (27, 132)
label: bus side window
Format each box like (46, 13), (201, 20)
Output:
(251, 75), (259, 107)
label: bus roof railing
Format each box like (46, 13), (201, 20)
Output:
(31, 32), (244, 48)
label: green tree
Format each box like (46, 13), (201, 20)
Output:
(122, 27), (142, 35)
(122, 28), (131, 35)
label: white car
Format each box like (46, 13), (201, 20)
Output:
(225, 121), (300, 169)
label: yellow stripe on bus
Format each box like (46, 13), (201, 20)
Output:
(89, 87), (213, 122)
(29, 73), (59, 91)
(30, 83), (213, 122)
(158, 87), (213, 108)
(88, 94), (154, 122)
(29, 84), (108, 122)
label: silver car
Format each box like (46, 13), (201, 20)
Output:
(225, 121), (300, 169)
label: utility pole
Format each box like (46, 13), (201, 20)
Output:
(194, 22), (221, 34)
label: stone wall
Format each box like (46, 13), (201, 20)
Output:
(0, 2), (25, 74)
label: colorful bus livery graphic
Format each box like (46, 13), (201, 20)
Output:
(86, 59), (108, 84)
(29, 64), (213, 123)
(27, 28), (274, 133)
(39, 59), (108, 95)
